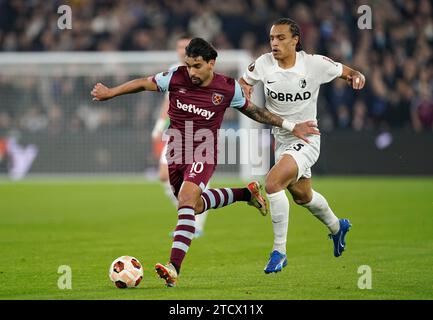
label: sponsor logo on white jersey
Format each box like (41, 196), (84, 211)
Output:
(265, 87), (312, 102)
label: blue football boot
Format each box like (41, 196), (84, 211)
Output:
(329, 219), (352, 257)
(264, 250), (288, 274)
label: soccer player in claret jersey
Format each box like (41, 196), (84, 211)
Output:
(151, 34), (209, 239)
(240, 18), (366, 274)
(91, 38), (307, 287)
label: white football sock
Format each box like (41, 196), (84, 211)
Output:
(302, 190), (340, 234)
(163, 181), (178, 207)
(195, 182), (211, 234)
(266, 190), (289, 254)
(194, 210), (207, 233)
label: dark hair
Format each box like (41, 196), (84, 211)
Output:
(273, 18), (303, 52)
(185, 38), (218, 62)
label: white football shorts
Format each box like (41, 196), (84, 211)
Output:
(274, 134), (321, 181)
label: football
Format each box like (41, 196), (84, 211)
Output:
(109, 256), (143, 289)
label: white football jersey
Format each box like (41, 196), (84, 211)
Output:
(243, 51), (342, 138)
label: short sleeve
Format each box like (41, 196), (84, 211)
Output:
(310, 54), (343, 84)
(230, 80), (248, 109)
(152, 67), (178, 92)
(242, 55), (265, 86)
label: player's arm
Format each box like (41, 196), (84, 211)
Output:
(238, 77), (254, 100)
(91, 77), (158, 101)
(340, 65), (365, 90)
(238, 101), (320, 144)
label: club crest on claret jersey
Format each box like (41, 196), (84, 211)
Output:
(212, 93), (224, 105)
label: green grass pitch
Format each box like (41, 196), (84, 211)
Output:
(0, 177), (432, 300)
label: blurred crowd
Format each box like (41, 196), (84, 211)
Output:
(0, 0), (432, 133)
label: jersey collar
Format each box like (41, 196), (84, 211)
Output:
(273, 51), (304, 74)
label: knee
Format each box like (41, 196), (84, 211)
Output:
(193, 199), (205, 215)
(265, 171), (297, 195)
(265, 174), (293, 194)
(265, 178), (284, 194)
(177, 193), (194, 207)
(292, 193), (312, 206)
(177, 191), (200, 209)
(294, 197), (310, 206)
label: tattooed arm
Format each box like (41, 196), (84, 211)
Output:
(238, 100), (320, 144)
(239, 100), (284, 127)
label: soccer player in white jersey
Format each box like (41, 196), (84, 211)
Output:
(239, 18), (365, 273)
(151, 34), (209, 238)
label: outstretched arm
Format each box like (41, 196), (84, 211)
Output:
(340, 65), (366, 90)
(238, 100), (320, 143)
(91, 77), (158, 101)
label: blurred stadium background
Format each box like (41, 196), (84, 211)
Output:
(0, 0), (432, 178)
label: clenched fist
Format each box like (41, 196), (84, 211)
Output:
(346, 73), (365, 90)
(91, 83), (113, 101)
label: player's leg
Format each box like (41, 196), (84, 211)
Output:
(156, 161), (268, 286)
(288, 177), (339, 233)
(193, 182), (210, 238)
(163, 150), (205, 238)
(167, 177), (207, 239)
(155, 162), (208, 287)
(179, 161), (267, 215)
(195, 182), (267, 215)
(162, 141), (209, 238)
(194, 211), (207, 238)
(288, 174), (352, 257)
(155, 179), (202, 287)
(159, 142), (178, 207)
(155, 164), (182, 287)
(170, 181), (203, 270)
(262, 154), (297, 273)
